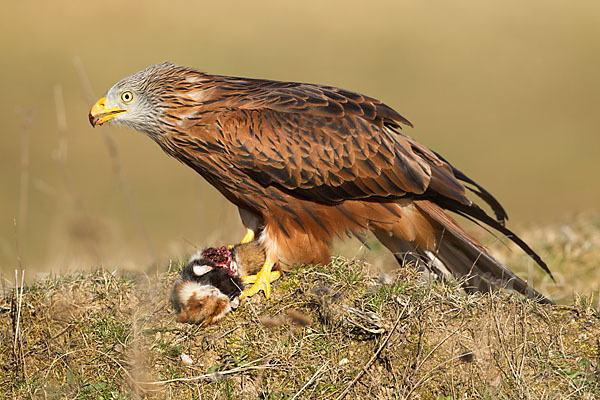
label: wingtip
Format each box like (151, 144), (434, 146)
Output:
(400, 116), (414, 128)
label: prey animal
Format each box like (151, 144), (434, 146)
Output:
(171, 241), (269, 325)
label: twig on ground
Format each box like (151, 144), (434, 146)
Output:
(406, 352), (482, 398)
(413, 319), (468, 373)
(493, 300), (524, 388)
(291, 360), (330, 400)
(13, 269), (24, 351)
(334, 299), (409, 400)
(12, 268), (25, 379)
(136, 362), (276, 386)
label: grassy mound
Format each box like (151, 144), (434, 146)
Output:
(1, 253), (599, 399)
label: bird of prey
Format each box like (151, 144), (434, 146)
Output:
(89, 62), (553, 303)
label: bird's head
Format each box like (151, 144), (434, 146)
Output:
(88, 62), (193, 135)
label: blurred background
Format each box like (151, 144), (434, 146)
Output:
(1, 1), (598, 295)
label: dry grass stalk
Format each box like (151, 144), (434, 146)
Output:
(292, 360), (330, 400)
(11, 269), (25, 380)
(335, 300), (408, 400)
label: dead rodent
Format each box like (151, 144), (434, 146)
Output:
(171, 241), (266, 325)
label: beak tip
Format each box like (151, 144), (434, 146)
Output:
(89, 97), (125, 127)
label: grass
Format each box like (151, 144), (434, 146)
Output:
(1, 219), (600, 399)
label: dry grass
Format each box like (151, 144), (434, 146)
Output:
(1, 220), (600, 399)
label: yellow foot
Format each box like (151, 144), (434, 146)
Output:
(241, 271), (280, 284)
(239, 259), (279, 299)
(241, 228), (255, 244)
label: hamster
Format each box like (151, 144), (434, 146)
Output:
(171, 241), (266, 325)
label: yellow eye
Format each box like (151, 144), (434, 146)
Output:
(120, 90), (134, 103)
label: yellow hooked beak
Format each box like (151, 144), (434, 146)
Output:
(88, 97), (127, 127)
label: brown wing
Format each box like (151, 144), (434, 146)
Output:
(193, 76), (474, 208)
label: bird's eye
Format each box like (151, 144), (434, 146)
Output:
(120, 91), (134, 103)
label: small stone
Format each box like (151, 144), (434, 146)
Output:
(378, 272), (393, 285)
(181, 353), (194, 365)
(459, 351), (475, 363)
(338, 358), (349, 366)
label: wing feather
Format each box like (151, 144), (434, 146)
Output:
(178, 74), (478, 209)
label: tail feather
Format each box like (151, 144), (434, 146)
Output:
(428, 226), (553, 304)
(431, 150), (508, 224)
(429, 197), (554, 280)
(373, 201), (553, 304)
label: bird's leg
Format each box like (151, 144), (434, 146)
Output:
(228, 228), (255, 250)
(240, 270), (280, 284)
(239, 257), (280, 299)
(240, 228), (255, 244)
(238, 208), (260, 245)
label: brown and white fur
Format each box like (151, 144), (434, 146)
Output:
(171, 241), (266, 325)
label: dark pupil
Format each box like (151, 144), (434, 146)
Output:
(124, 93), (130, 100)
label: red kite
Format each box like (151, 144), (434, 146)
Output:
(90, 63), (553, 303)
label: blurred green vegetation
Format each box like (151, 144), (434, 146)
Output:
(0, 1), (599, 276)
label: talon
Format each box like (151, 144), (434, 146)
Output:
(241, 271), (280, 284)
(240, 228), (255, 244)
(239, 258), (279, 299)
